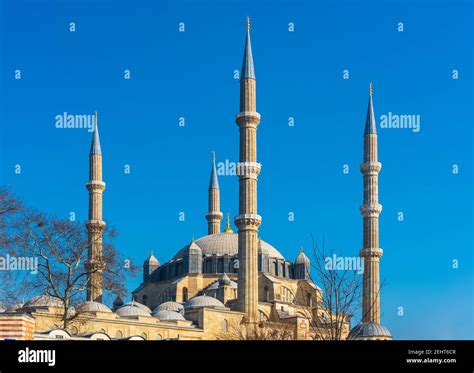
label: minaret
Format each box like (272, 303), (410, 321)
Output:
(235, 17), (261, 322)
(85, 112), (106, 302)
(206, 151), (223, 234)
(360, 83), (383, 323)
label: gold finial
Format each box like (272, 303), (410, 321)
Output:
(369, 82), (373, 97)
(246, 16), (250, 31)
(224, 213), (233, 233)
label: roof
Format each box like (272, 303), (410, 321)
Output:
(207, 273), (238, 290)
(348, 322), (392, 339)
(241, 19), (256, 80)
(365, 83), (377, 134)
(90, 113), (102, 155)
(295, 247), (310, 264)
(145, 251), (160, 265)
(184, 295), (226, 310)
(209, 152), (219, 189)
(173, 233), (285, 260)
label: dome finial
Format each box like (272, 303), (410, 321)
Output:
(224, 213), (233, 233)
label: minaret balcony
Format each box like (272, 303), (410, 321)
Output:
(360, 162), (382, 175)
(359, 247), (383, 258)
(235, 111), (261, 127)
(205, 211), (223, 220)
(234, 214), (262, 230)
(360, 203), (382, 218)
(236, 162), (261, 178)
(86, 180), (106, 192)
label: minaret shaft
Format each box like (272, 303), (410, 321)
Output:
(86, 114), (106, 303)
(235, 22), (261, 322)
(360, 101), (382, 324)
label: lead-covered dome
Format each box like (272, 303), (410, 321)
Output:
(348, 322), (392, 340)
(152, 301), (184, 315)
(154, 310), (185, 321)
(22, 294), (63, 309)
(76, 301), (112, 313)
(184, 295), (226, 310)
(116, 301), (151, 317)
(174, 233), (284, 260)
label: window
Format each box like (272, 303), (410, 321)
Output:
(156, 334), (163, 340)
(182, 287), (188, 302)
(307, 293), (312, 307)
(222, 319), (228, 333)
(280, 286), (294, 304)
(115, 330), (123, 339)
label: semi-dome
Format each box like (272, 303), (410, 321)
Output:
(348, 322), (392, 340)
(184, 295), (226, 310)
(116, 301), (151, 317)
(22, 294), (63, 309)
(174, 233), (284, 260)
(76, 301), (112, 313)
(152, 301), (184, 314)
(154, 310), (185, 321)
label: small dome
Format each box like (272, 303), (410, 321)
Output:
(77, 301), (112, 313)
(116, 301), (151, 317)
(348, 322), (392, 340)
(124, 301), (151, 313)
(154, 310), (185, 321)
(184, 295), (226, 310)
(23, 294), (63, 309)
(152, 301), (184, 314)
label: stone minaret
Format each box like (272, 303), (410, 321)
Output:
(85, 112), (106, 302)
(206, 152), (223, 234)
(360, 83), (383, 323)
(235, 17), (261, 322)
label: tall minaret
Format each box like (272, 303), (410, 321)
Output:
(235, 17), (261, 322)
(206, 151), (223, 234)
(85, 112), (106, 302)
(360, 83), (383, 323)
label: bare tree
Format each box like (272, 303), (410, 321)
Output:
(8, 206), (138, 328)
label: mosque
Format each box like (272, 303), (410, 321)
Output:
(0, 18), (391, 341)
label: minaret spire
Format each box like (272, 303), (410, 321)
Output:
(206, 151), (223, 235)
(359, 84), (390, 337)
(235, 17), (261, 323)
(85, 111), (106, 302)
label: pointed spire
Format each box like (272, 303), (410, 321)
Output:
(241, 17), (255, 80)
(224, 213), (234, 233)
(90, 111), (102, 155)
(365, 82), (377, 135)
(145, 250), (159, 264)
(295, 246), (310, 264)
(209, 151), (219, 189)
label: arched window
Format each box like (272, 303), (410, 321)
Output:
(141, 332), (147, 340)
(307, 293), (312, 307)
(222, 319), (228, 333)
(156, 334), (163, 340)
(115, 330), (123, 339)
(259, 310), (269, 322)
(264, 286), (270, 302)
(182, 287), (188, 302)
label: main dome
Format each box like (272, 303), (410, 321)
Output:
(173, 233), (284, 260)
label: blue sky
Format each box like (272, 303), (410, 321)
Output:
(1, 0), (473, 339)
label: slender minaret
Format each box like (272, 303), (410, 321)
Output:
(235, 17), (261, 322)
(85, 112), (106, 302)
(206, 151), (223, 234)
(360, 83), (383, 323)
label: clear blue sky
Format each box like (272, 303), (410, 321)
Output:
(1, 0), (472, 339)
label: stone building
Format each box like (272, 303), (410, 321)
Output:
(0, 18), (391, 341)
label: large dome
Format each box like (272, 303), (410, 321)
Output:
(173, 233), (284, 260)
